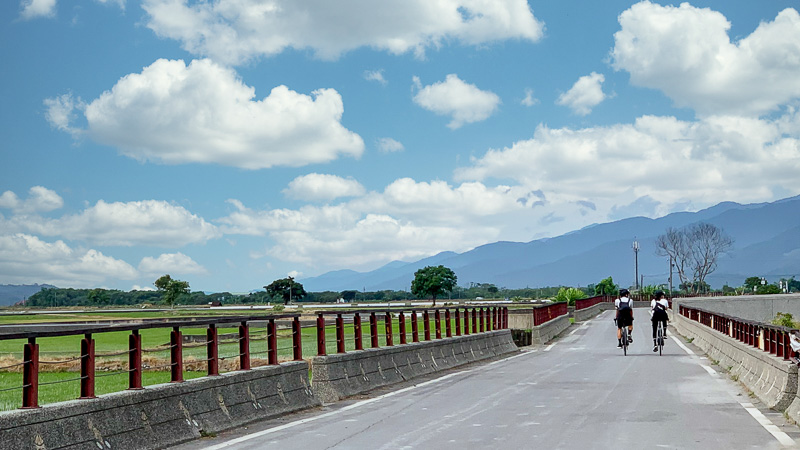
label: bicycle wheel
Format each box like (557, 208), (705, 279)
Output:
(622, 327), (628, 356)
(657, 322), (664, 356)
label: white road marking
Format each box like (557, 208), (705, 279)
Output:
(199, 350), (537, 449)
(544, 343), (555, 352)
(675, 332), (796, 447)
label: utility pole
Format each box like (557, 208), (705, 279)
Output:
(287, 275), (294, 305)
(633, 238), (640, 290)
(668, 255), (674, 298)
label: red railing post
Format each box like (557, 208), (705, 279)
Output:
(399, 312), (407, 345)
(370, 312), (379, 348)
(129, 330), (143, 390)
(472, 308), (477, 334)
(207, 325), (219, 376)
(504, 307), (509, 329)
(423, 311), (431, 341)
(292, 317), (303, 360)
(317, 313), (327, 356)
(239, 321), (251, 371)
(336, 314), (346, 353)
(170, 327), (183, 382)
(411, 311), (420, 342)
(267, 319), (278, 365)
(479, 308), (485, 332)
(22, 338), (39, 409)
(385, 312), (394, 346)
(79, 333), (96, 399)
(445, 309), (452, 337)
(435, 310), (442, 339)
(464, 308), (470, 335)
(354, 312), (364, 350)
(455, 309), (461, 336)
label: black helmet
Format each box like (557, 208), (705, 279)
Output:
(619, 288), (630, 297)
(654, 290), (665, 299)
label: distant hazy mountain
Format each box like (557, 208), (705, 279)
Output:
(301, 195), (800, 291)
(0, 284), (56, 306)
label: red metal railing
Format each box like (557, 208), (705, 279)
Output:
(574, 295), (605, 310)
(678, 305), (794, 361)
(310, 306), (509, 357)
(1, 306), (511, 410)
(533, 302), (569, 326)
(1, 314), (301, 409)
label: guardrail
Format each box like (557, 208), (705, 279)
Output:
(0, 306), (509, 410)
(311, 306), (509, 356)
(678, 305), (795, 361)
(533, 302), (568, 326)
(574, 296), (605, 310)
(0, 314), (303, 409)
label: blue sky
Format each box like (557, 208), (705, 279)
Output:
(2, 0), (799, 293)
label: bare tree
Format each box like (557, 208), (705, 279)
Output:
(687, 223), (733, 293)
(655, 223), (733, 294)
(655, 227), (692, 292)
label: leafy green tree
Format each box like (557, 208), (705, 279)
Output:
(265, 278), (306, 305)
(154, 275), (190, 308)
(743, 276), (763, 292)
(757, 284), (781, 295)
(411, 265), (457, 306)
(594, 277), (618, 296)
(554, 287), (587, 306)
(341, 290), (358, 302)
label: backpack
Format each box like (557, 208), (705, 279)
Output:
(618, 298), (631, 310)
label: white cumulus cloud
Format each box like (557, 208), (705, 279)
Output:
(521, 88), (539, 107)
(0, 187), (63, 214)
(456, 113), (800, 217)
(19, 0), (57, 20)
(412, 74), (501, 129)
(138, 252), (208, 275)
(612, 2), (800, 116)
(142, 0), (544, 65)
(0, 233), (138, 286)
(377, 137), (404, 153)
(364, 70), (387, 85)
(48, 58), (364, 169)
(5, 199), (220, 247)
(556, 72), (607, 116)
(283, 174), (366, 202)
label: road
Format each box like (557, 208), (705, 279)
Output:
(174, 310), (800, 449)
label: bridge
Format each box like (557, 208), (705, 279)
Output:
(2, 296), (800, 449)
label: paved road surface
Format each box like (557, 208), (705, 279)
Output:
(175, 310), (800, 449)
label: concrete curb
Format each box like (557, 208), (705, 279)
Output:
(531, 316), (571, 345)
(673, 314), (797, 411)
(574, 304), (602, 322)
(0, 361), (319, 450)
(311, 330), (518, 403)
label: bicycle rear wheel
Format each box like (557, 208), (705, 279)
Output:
(622, 327), (628, 356)
(657, 322), (664, 356)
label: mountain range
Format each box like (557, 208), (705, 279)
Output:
(0, 284), (56, 306)
(301, 196), (800, 292)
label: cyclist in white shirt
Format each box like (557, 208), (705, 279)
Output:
(651, 291), (670, 352)
(615, 289), (634, 348)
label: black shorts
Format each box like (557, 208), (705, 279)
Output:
(652, 309), (668, 323)
(617, 309), (633, 328)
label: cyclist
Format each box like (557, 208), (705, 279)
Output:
(615, 288), (634, 348)
(651, 291), (670, 352)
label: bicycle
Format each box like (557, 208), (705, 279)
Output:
(656, 320), (665, 356)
